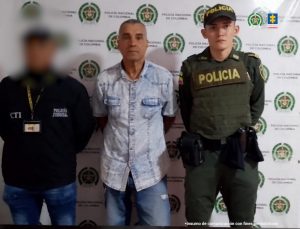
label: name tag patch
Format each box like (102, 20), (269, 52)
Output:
(193, 65), (247, 90)
(52, 108), (68, 118)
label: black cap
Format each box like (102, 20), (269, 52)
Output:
(203, 4), (236, 27)
(23, 26), (54, 43)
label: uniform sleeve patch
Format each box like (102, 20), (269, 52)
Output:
(259, 64), (265, 80)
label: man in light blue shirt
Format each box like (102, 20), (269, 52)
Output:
(92, 19), (177, 226)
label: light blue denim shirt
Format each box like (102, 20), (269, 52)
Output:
(93, 61), (177, 191)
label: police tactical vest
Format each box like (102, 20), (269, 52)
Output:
(189, 54), (253, 139)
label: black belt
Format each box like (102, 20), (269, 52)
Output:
(201, 136), (226, 151)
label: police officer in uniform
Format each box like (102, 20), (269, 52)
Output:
(0, 27), (95, 225)
(178, 4), (265, 227)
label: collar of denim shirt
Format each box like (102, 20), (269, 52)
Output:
(119, 60), (150, 81)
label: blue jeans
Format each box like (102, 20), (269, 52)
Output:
(105, 176), (171, 226)
(3, 182), (76, 225)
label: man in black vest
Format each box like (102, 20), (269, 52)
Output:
(179, 4), (265, 227)
(0, 27), (95, 225)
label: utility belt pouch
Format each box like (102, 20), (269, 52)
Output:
(246, 127), (264, 162)
(176, 131), (205, 167)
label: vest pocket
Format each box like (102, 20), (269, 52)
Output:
(104, 96), (121, 118)
(141, 97), (161, 119)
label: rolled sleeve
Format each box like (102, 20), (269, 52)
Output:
(162, 73), (177, 117)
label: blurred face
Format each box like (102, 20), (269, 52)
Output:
(201, 17), (239, 52)
(118, 23), (148, 62)
(24, 39), (56, 72)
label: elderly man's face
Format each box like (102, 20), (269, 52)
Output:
(24, 38), (56, 72)
(118, 23), (148, 62)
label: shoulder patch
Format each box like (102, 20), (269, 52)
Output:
(259, 64), (266, 81)
(247, 52), (260, 59)
(232, 54), (240, 60)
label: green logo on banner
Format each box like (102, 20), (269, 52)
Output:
(79, 220), (97, 227)
(274, 92), (295, 111)
(258, 171), (265, 188)
(79, 60), (100, 80)
(79, 2), (101, 23)
(270, 196), (290, 214)
(168, 194), (181, 214)
(193, 5), (210, 26)
(214, 196), (227, 213)
(248, 13), (263, 27)
(278, 36), (298, 56)
(166, 141), (180, 160)
(106, 32), (119, 52)
(136, 4), (158, 25)
(253, 7), (268, 25)
(272, 143), (293, 161)
(254, 117), (267, 135)
(164, 33), (185, 54)
(233, 36), (242, 51)
(78, 167), (99, 187)
(21, 1), (41, 19)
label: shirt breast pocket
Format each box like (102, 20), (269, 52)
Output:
(104, 96), (121, 118)
(141, 97), (161, 119)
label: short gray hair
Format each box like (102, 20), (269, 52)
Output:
(118, 19), (147, 36)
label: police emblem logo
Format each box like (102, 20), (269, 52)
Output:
(136, 4), (158, 26)
(214, 196), (227, 213)
(274, 92), (295, 111)
(21, 1), (41, 19)
(258, 171), (265, 188)
(260, 64), (270, 82)
(106, 32), (119, 52)
(233, 36), (242, 51)
(166, 141), (180, 161)
(163, 33), (185, 54)
(193, 5), (210, 26)
(168, 194), (181, 214)
(272, 143), (293, 162)
(79, 2), (101, 23)
(79, 60), (100, 81)
(277, 36), (298, 56)
(254, 117), (267, 135)
(79, 220), (97, 228)
(270, 196), (290, 214)
(248, 12), (263, 27)
(78, 167), (99, 187)
(251, 7), (269, 26)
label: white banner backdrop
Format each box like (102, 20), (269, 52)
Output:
(1, 0), (300, 228)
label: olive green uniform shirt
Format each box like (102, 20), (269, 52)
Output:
(179, 47), (265, 136)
